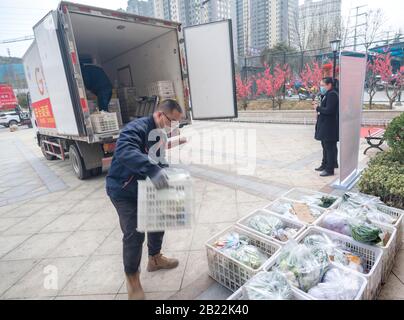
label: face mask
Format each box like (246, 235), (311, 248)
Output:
(320, 86), (327, 95)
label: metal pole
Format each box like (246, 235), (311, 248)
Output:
(333, 51), (337, 80)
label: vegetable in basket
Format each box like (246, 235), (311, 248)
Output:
(248, 214), (298, 242)
(308, 268), (362, 300)
(242, 271), (294, 300)
(350, 222), (383, 245)
(275, 242), (328, 292)
(319, 196), (337, 208)
(230, 244), (268, 270)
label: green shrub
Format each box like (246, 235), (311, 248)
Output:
(358, 157), (404, 209)
(384, 113), (404, 159)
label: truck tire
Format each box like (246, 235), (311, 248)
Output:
(40, 140), (57, 161)
(69, 144), (91, 180)
(8, 120), (18, 127)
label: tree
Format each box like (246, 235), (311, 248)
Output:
(366, 59), (379, 109)
(235, 75), (253, 110)
(259, 43), (296, 67)
(362, 9), (384, 52)
(299, 61), (323, 98)
(255, 64), (289, 110)
(374, 53), (402, 109)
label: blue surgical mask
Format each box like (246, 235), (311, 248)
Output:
(320, 86), (327, 95)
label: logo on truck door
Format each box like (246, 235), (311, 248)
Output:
(35, 67), (45, 96)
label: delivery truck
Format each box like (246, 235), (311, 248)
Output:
(23, 1), (237, 179)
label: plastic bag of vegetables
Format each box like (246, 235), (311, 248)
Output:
(242, 271), (294, 300)
(364, 206), (397, 225)
(307, 268), (362, 300)
(213, 232), (244, 250)
(349, 219), (384, 245)
(229, 244), (268, 270)
(321, 211), (352, 237)
(248, 214), (284, 236)
(275, 241), (327, 292)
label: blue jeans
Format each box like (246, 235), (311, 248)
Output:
(110, 197), (164, 275)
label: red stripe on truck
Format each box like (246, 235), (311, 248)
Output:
(71, 52), (77, 65)
(80, 98), (89, 113)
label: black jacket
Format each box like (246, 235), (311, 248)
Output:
(315, 90), (339, 142)
(106, 116), (165, 200)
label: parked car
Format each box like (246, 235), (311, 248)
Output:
(0, 106), (32, 128)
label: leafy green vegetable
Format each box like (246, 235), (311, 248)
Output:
(319, 196), (337, 208)
(350, 223), (382, 245)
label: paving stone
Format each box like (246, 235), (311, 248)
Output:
(378, 273), (404, 300)
(0, 234), (31, 258)
(2, 233), (70, 260)
(2, 257), (87, 299)
(181, 250), (208, 289)
(39, 214), (94, 233)
(0, 217), (25, 233)
(61, 255), (124, 296)
(3, 214), (59, 235)
(0, 259), (38, 296)
(48, 229), (112, 258)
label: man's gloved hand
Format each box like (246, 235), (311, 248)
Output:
(150, 169), (169, 190)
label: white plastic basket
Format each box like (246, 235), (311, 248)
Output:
(315, 212), (397, 284)
(237, 209), (306, 245)
(206, 226), (282, 292)
(281, 188), (342, 210)
(296, 226), (383, 300)
(137, 171), (194, 232)
(227, 272), (313, 300)
(264, 259), (368, 300)
(147, 81), (176, 99)
(374, 204), (403, 252)
(264, 198), (326, 226)
(90, 112), (119, 133)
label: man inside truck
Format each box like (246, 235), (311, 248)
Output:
(80, 61), (112, 112)
(106, 99), (184, 300)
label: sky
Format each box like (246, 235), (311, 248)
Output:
(1, 0), (403, 58)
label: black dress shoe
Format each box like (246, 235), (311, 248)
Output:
(315, 166), (325, 172)
(320, 170), (334, 177)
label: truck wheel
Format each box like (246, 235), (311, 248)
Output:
(41, 140), (57, 161)
(8, 120), (18, 127)
(90, 167), (103, 177)
(69, 144), (91, 180)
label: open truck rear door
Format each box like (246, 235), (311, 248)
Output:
(184, 20), (237, 120)
(33, 11), (82, 136)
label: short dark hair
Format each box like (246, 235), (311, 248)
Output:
(158, 99), (183, 114)
(322, 77), (339, 92)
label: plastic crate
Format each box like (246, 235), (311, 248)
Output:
(237, 209), (306, 245)
(137, 170), (194, 232)
(227, 272), (312, 300)
(264, 198), (326, 226)
(281, 188), (342, 210)
(147, 81), (176, 99)
(90, 112), (119, 133)
(374, 204), (403, 252)
(264, 259), (368, 300)
(206, 226), (282, 292)
(296, 226), (383, 300)
(315, 212), (397, 284)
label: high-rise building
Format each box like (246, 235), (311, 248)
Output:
(127, 0), (155, 17)
(232, 0), (298, 59)
(298, 0), (342, 51)
(129, 1), (231, 26)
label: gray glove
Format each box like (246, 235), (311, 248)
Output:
(150, 169), (169, 190)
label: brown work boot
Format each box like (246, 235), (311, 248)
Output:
(125, 272), (145, 300)
(147, 253), (179, 272)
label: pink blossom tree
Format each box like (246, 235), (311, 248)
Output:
(236, 75), (253, 110)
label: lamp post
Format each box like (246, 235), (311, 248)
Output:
(330, 39), (341, 80)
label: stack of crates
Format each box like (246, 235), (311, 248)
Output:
(107, 99), (123, 128)
(117, 87), (138, 123)
(147, 81), (176, 100)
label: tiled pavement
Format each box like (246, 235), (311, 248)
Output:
(0, 123), (402, 300)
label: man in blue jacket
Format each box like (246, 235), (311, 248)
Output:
(106, 99), (184, 300)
